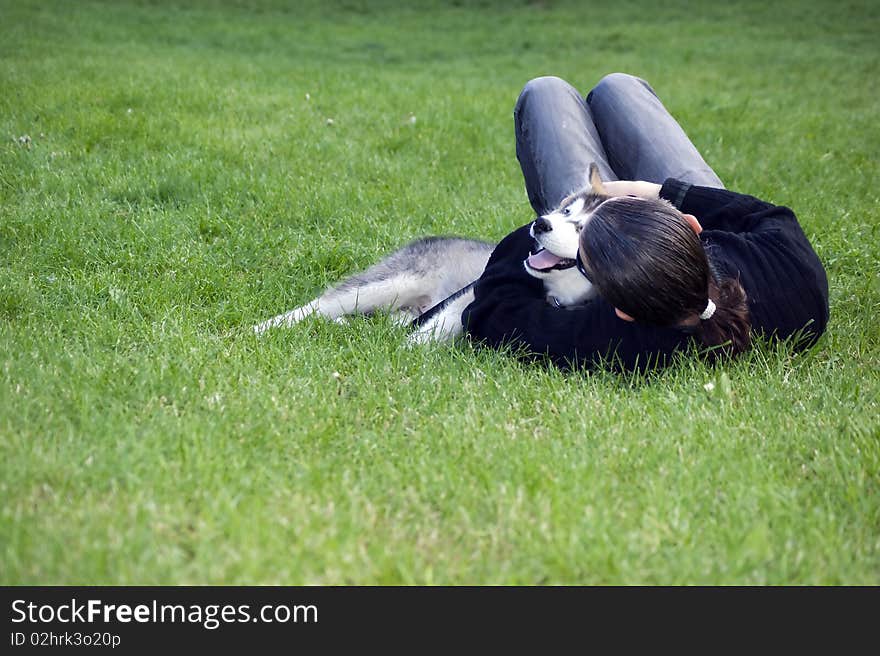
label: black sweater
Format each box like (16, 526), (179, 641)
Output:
(461, 180), (829, 371)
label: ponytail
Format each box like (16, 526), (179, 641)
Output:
(696, 277), (751, 361)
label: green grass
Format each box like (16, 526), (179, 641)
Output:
(1, 0), (878, 584)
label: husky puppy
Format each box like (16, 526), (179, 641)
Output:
(253, 237), (496, 334)
(524, 163), (608, 306)
(253, 164), (609, 342)
(409, 164), (609, 342)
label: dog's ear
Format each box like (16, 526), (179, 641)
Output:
(588, 162), (607, 196)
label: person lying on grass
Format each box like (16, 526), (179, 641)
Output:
(462, 74), (829, 371)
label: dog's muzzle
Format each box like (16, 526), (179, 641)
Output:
(532, 217), (552, 235)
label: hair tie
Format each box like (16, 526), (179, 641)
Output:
(700, 299), (716, 320)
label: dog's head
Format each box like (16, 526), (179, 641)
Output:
(523, 163), (609, 307)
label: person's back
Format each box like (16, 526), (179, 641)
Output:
(671, 181), (829, 348)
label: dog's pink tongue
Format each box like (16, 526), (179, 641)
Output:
(527, 250), (563, 270)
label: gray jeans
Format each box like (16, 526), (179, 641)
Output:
(514, 73), (724, 215)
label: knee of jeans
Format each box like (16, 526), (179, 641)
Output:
(589, 72), (644, 103)
(518, 76), (573, 106)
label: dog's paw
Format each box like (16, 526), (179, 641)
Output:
(406, 327), (437, 346)
(252, 304), (317, 335)
(406, 316), (463, 346)
(252, 319), (274, 335)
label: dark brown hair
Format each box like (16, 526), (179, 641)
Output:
(579, 196), (751, 360)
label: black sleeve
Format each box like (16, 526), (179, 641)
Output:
(660, 179), (801, 235)
(461, 224), (691, 371)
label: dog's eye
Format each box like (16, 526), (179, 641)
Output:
(561, 198), (584, 218)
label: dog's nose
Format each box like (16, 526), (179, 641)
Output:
(533, 217), (552, 234)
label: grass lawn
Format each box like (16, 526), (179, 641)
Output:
(1, 0), (878, 584)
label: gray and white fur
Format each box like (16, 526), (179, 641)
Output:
(252, 237), (494, 335)
(253, 163), (610, 343)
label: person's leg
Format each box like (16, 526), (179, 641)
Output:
(514, 76), (616, 216)
(586, 73), (724, 188)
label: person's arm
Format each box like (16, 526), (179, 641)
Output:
(659, 179), (805, 235)
(602, 177), (803, 236)
(600, 180), (661, 199)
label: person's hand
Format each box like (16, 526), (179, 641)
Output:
(598, 180), (661, 199)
